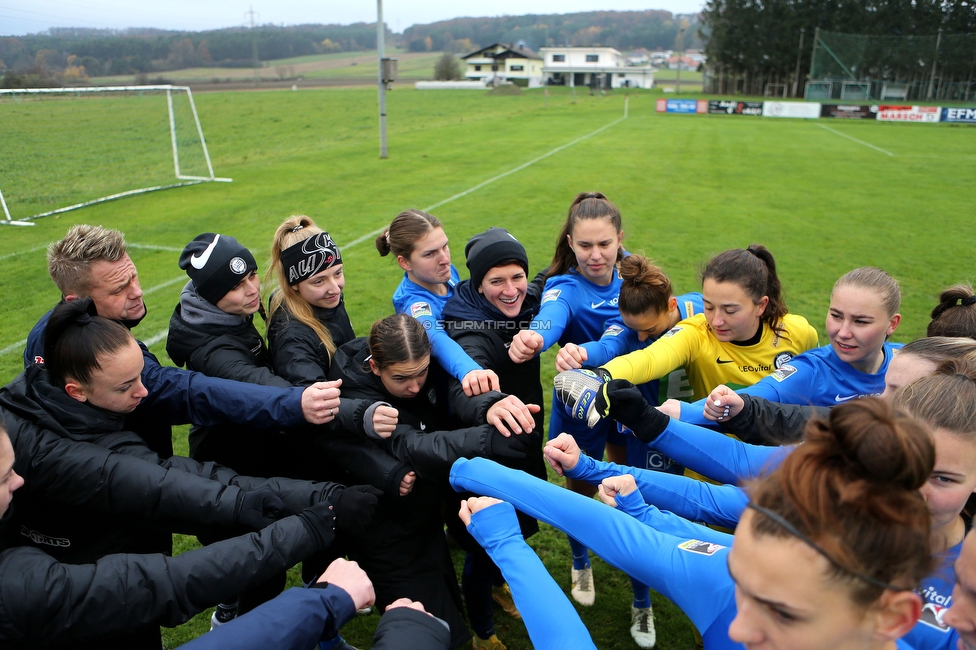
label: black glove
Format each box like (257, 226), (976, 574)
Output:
(297, 500), (337, 551)
(235, 487), (287, 530)
(601, 379), (669, 443)
(486, 429), (531, 462)
(331, 485), (383, 536)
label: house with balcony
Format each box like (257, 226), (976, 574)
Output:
(461, 43), (544, 87)
(540, 46), (655, 89)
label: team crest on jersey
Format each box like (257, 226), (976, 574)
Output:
(603, 325), (625, 337)
(919, 603), (951, 631)
(662, 326), (682, 338)
(541, 289), (561, 305)
(773, 352), (793, 369)
(410, 302), (433, 318)
(770, 364), (797, 382)
(677, 539), (725, 556)
(427, 387), (437, 405)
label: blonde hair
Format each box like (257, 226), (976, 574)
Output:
(267, 215), (337, 357)
(834, 267), (901, 317)
(47, 225), (127, 295)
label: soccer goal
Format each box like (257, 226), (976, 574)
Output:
(0, 85), (231, 226)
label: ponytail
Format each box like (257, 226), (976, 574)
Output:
(375, 209), (442, 260)
(617, 254), (673, 317)
(928, 284), (976, 339)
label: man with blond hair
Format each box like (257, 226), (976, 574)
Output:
(24, 224), (145, 367)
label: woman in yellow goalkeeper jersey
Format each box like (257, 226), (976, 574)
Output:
(600, 244), (819, 401)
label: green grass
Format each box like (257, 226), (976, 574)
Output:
(1, 85), (975, 647)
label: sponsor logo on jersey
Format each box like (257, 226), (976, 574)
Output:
(21, 526), (71, 548)
(834, 393), (859, 403)
(609, 297), (619, 307)
(662, 326), (682, 338)
(603, 324), (625, 337)
(410, 302), (433, 318)
(716, 357), (734, 364)
(542, 289), (561, 305)
(591, 300), (606, 309)
(770, 365), (797, 382)
(677, 539), (725, 556)
(919, 602), (951, 631)
(773, 352), (793, 369)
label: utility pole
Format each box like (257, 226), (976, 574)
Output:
(246, 6), (259, 84)
(674, 27), (685, 94)
(792, 28), (805, 98)
(927, 28), (943, 101)
(377, 0), (388, 159)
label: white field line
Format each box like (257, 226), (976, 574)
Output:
(343, 111), (629, 250)
(818, 124), (895, 157)
(0, 244), (47, 262)
(5, 111), (628, 357)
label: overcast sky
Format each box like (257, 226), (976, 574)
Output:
(3, 0), (705, 37)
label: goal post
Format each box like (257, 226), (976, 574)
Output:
(0, 85), (231, 226)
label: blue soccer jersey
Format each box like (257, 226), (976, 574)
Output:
(392, 265), (483, 383)
(678, 341), (903, 426)
(533, 268), (622, 350)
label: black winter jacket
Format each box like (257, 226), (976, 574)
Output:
(441, 278), (545, 434)
(0, 365), (343, 563)
(0, 513), (326, 649)
(267, 297), (356, 387)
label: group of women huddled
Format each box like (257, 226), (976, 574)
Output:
(4, 191), (976, 650)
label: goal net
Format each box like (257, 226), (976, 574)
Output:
(0, 85), (230, 225)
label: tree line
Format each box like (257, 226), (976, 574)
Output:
(703, 0), (976, 95)
(0, 11), (705, 87)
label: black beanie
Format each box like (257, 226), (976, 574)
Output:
(464, 227), (529, 288)
(179, 233), (258, 305)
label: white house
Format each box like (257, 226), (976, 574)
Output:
(540, 46), (655, 89)
(461, 43), (544, 87)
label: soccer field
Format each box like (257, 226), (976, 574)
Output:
(0, 86), (974, 647)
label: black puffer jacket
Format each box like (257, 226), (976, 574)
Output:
(328, 337), (537, 482)
(0, 512), (329, 649)
(266, 297), (356, 387)
(0, 365), (343, 563)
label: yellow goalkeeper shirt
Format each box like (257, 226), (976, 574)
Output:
(601, 313), (820, 400)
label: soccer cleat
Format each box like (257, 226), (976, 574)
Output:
(570, 565), (596, 606)
(553, 369), (607, 428)
(491, 583), (522, 620)
(472, 634), (507, 649)
(630, 605), (657, 648)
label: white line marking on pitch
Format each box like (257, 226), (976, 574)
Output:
(344, 111), (629, 250)
(4, 111), (629, 358)
(818, 124), (895, 157)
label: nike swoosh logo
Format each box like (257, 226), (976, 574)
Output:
(716, 358), (734, 364)
(190, 234), (220, 270)
(834, 394), (858, 402)
(591, 301), (606, 309)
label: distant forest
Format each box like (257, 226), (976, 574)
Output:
(0, 11), (702, 85)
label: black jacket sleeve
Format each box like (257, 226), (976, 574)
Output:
(0, 515), (320, 649)
(446, 379), (505, 427)
(372, 607), (452, 650)
(13, 423), (243, 529)
(719, 395), (828, 445)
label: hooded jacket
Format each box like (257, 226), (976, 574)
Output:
(441, 277), (545, 434)
(0, 365), (343, 563)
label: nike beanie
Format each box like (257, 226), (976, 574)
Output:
(179, 233), (257, 305)
(465, 227), (529, 289)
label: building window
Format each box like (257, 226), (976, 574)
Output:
(586, 54), (599, 62)
(510, 65), (524, 71)
(552, 54), (565, 62)
(491, 65), (498, 71)
(475, 65), (481, 71)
